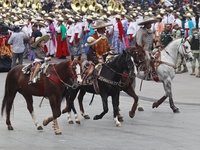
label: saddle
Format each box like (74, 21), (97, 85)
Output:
(22, 62), (49, 84)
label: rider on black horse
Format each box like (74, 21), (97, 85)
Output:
(83, 20), (114, 84)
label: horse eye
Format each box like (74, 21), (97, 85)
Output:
(185, 46), (188, 49)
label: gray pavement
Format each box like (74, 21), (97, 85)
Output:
(0, 59), (200, 150)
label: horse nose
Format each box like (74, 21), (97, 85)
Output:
(189, 57), (193, 62)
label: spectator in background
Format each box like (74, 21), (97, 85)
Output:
(8, 26), (25, 68)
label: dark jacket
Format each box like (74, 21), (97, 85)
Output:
(87, 47), (98, 65)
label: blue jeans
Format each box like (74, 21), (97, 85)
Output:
(11, 52), (24, 68)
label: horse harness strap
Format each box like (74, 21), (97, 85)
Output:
(98, 76), (119, 86)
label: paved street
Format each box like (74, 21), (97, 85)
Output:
(0, 59), (200, 150)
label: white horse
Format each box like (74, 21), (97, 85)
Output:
(136, 38), (193, 113)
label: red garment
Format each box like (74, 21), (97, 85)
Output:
(56, 33), (70, 58)
(75, 33), (79, 43)
(118, 21), (124, 41)
(185, 28), (189, 38)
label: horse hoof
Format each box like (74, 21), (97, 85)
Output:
(129, 111), (135, 118)
(83, 115), (90, 119)
(116, 123), (122, 127)
(37, 126), (43, 130)
(75, 120), (81, 124)
(43, 119), (48, 126)
(138, 107), (144, 111)
(173, 108), (180, 113)
(55, 131), (62, 135)
(68, 120), (74, 124)
(8, 125), (14, 130)
(62, 108), (68, 114)
(118, 117), (124, 122)
(152, 102), (158, 109)
(93, 115), (100, 120)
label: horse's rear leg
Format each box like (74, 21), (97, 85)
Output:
(78, 90), (90, 119)
(22, 94), (43, 130)
(5, 93), (17, 130)
(152, 96), (168, 109)
(93, 95), (109, 120)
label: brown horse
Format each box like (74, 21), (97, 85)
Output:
(1, 59), (77, 135)
(62, 46), (146, 122)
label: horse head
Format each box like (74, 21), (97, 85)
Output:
(127, 46), (146, 68)
(179, 38), (193, 62)
(122, 50), (135, 78)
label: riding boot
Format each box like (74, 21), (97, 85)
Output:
(181, 65), (188, 73)
(190, 67), (195, 75)
(28, 63), (41, 84)
(175, 66), (182, 74)
(82, 63), (94, 85)
(150, 60), (159, 82)
(196, 70), (200, 78)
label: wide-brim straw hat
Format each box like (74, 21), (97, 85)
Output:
(156, 14), (162, 19)
(184, 12), (193, 18)
(91, 20), (113, 29)
(57, 17), (64, 22)
(138, 16), (157, 25)
(31, 35), (50, 48)
(86, 15), (93, 21)
(45, 17), (54, 21)
(38, 21), (47, 27)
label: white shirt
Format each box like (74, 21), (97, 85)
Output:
(127, 21), (137, 37)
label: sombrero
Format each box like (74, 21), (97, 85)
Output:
(38, 21), (47, 27)
(138, 16), (157, 25)
(155, 14), (162, 19)
(45, 17), (54, 21)
(184, 12), (193, 18)
(31, 35), (50, 48)
(91, 20), (113, 29)
(57, 17), (64, 22)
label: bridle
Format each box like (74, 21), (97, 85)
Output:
(164, 38), (191, 62)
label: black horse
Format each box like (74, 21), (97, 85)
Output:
(62, 46), (146, 122)
(64, 50), (135, 127)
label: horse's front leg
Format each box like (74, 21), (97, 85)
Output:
(93, 94), (109, 120)
(78, 89), (90, 119)
(112, 92), (122, 127)
(43, 96), (62, 135)
(67, 90), (81, 124)
(123, 85), (139, 118)
(23, 94), (43, 130)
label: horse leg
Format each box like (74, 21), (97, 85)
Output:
(4, 91), (17, 130)
(123, 86), (139, 118)
(152, 96), (168, 109)
(93, 94), (109, 120)
(112, 92), (122, 127)
(78, 89), (90, 119)
(43, 96), (62, 135)
(22, 94), (43, 130)
(67, 90), (80, 124)
(62, 90), (70, 114)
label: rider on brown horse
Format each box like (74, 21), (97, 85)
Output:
(83, 20), (114, 84)
(28, 35), (51, 84)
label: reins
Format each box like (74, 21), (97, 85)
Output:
(51, 60), (79, 89)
